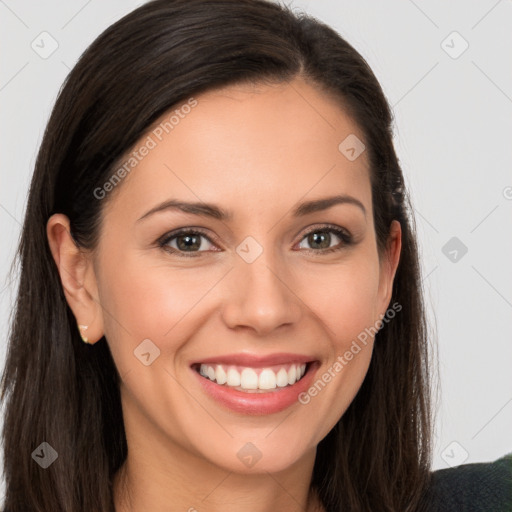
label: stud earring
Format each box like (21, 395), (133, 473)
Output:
(78, 324), (90, 344)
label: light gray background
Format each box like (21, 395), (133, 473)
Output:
(1, 0), (511, 497)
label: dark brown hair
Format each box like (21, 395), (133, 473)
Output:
(1, 1), (436, 510)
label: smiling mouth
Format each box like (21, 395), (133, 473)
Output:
(192, 362), (311, 393)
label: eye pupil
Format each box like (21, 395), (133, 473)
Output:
(177, 234), (201, 251)
(309, 231), (330, 249)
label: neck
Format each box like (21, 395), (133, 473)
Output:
(112, 435), (323, 512)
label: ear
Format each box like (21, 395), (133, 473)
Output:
(376, 220), (402, 319)
(46, 213), (104, 344)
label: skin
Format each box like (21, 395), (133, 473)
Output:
(47, 76), (401, 512)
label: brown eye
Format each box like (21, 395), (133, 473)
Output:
(159, 229), (216, 257)
(297, 226), (352, 254)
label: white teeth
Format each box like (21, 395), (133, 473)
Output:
(258, 369), (277, 390)
(276, 368), (289, 387)
(240, 368), (258, 389)
(215, 365), (227, 385)
(197, 363), (308, 391)
(226, 367), (241, 387)
(287, 365), (297, 385)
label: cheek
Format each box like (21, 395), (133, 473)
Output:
(296, 258), (380, 441)
(304, 254), (381, 342)
(96, 252), (223, 354)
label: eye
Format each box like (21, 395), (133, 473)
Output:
(158, 228), (217, 258)
(157, 224), (353, 258)
(296, 225), (353, 254)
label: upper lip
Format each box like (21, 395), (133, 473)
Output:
(191, 352), (316, 368)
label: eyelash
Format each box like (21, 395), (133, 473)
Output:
(157, 224), (353, 258)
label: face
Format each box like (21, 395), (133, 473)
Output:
(84, 77), (400, 474)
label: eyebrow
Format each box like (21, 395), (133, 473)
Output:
(137, 194), (366, 222)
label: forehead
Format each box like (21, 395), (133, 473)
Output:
(102, 77), (372, 224)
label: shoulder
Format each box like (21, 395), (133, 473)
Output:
(425, 452), (512, 511)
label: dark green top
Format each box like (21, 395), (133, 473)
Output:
(426, 452), (512, 511)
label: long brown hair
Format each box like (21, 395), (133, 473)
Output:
(1, 1), (436, 510)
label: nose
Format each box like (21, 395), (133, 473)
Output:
(221, 246), (302, 336)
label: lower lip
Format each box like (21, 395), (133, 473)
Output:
(191, 362), (319, 415)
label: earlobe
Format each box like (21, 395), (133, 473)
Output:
(46, 213), (104, 344)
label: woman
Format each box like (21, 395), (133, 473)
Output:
(1, 1), (510, 511)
